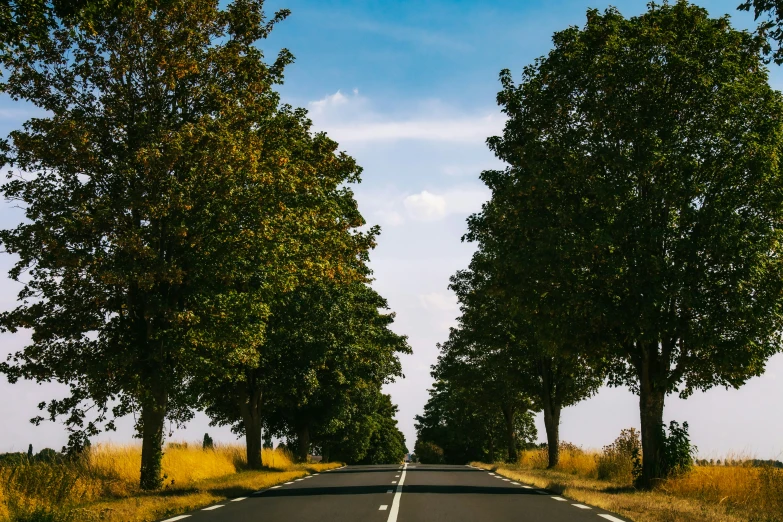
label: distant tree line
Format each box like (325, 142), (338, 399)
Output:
(0, 0), (409, 490)
(416, 1), (783, 488)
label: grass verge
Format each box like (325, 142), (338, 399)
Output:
(0, 444), (341, 522)
(472, 458), (783, 522)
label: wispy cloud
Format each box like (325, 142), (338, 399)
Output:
(307, 90), (505, 144)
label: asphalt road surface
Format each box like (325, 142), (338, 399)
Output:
(160, 463), (630, 522)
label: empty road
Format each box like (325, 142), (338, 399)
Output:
(160, 464), (630, 522)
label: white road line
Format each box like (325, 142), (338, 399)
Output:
(230, 497), (247, 502)
(488, 473), (496, 476)
(551, 497), (567, 502)
(379, 505), (389, 510)
(314, 473), (320, 475)
(161, 517), (190, 522)
(598, 515), (625, 522)
(386, 490), (393, 493)
(385, 462), (407, 522)
(395, 475), (400, 477)
(270, 486), (281, 489)
(391, 480), (397, 484)
(202, 505), (224, 510)
(572, 504), (591, 509)
(284, 481), (294, 484)
(502, 479), (510, 481)
(522, 486), (533, 489)
(295, 478), (304, 481)
(510, 482), (520, 485)
(536, 490), (548, 495)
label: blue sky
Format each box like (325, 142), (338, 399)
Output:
(1, 0), (782, 459)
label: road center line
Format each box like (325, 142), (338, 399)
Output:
(598, 515), (625, 522)
(386, 462), (407, 522)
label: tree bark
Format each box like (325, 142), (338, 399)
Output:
(539, 358), (561, 468)
(239, 386), (263, 469)
(542, 402), (561, 468)
(638, 346), (667, 489)
(297, 423), (310, 463)
(139, 389), (167, 490)
(501, 403), (518, 463)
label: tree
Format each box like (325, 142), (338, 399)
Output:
(201, 279), (409, 467)
(488, 2), (783, 487)
(446, 253), (603, 467)
(0, 0), (371, 489)
(740, 0), (783, 63)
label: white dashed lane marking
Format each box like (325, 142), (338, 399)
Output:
(391, 480), (397, 484)
(573, 504), (591, 509)
(598, 515), (625, 522)
(284, 481), (294, 484)
(510, 482), (520, 485)
(502, 478), (510, 481)
(161, 517), (190, 522)
(379, 505), (389, 511)
(202, 505), (224, 510)
(386, 489), (393, 493)
(551, 497), (567, 502)
(230, 497), (246, 502)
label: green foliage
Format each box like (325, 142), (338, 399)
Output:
(413, 441), (444, 465)
(597, 428), (642, 483)
(202, 433), (214, 450)
(660, 421), (697, 478)
(0, 0), (378, 488)
(482, 1), (783, 487)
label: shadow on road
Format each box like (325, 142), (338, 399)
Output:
(259, 484), (537, 497)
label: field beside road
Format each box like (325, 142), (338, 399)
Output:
(0, 445), (339, 522)
(473, 447), (783, 522)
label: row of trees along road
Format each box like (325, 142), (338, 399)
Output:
(0, 0), (410, 490)
(416, 1), (783, 489)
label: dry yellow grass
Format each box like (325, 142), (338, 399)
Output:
(0, 443), (341, 522)
(473, 447), (783, 522)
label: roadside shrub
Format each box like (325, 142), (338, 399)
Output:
(597, 428), (642, 484)
(661, 421), (696, 478)
(413, 441), (444, 464)
(202, 433), (214, 450)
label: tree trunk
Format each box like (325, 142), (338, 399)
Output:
(297, 424), (310, 463)
(139, 390), (167, 490)
(539, 357), (561, 468)
(638, 347), (667, 489)
(239, 386), (263, 469)
(542, 402), (561, 468)
(488, 434), (495, 463)
(501, 403), (518, 463)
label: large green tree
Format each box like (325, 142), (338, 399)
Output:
(202, 279), (409, 467)
(447, 251), (603, 467)
(488, 2), (783, 487)
(0, 0), (370, 489)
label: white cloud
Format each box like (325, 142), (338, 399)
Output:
(403, 191), (447, 221)
(323, 114), (504, 144)
(306, 90), (505, 144)
(419, 292), (458, 311)
(402, 186), (489, 222)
